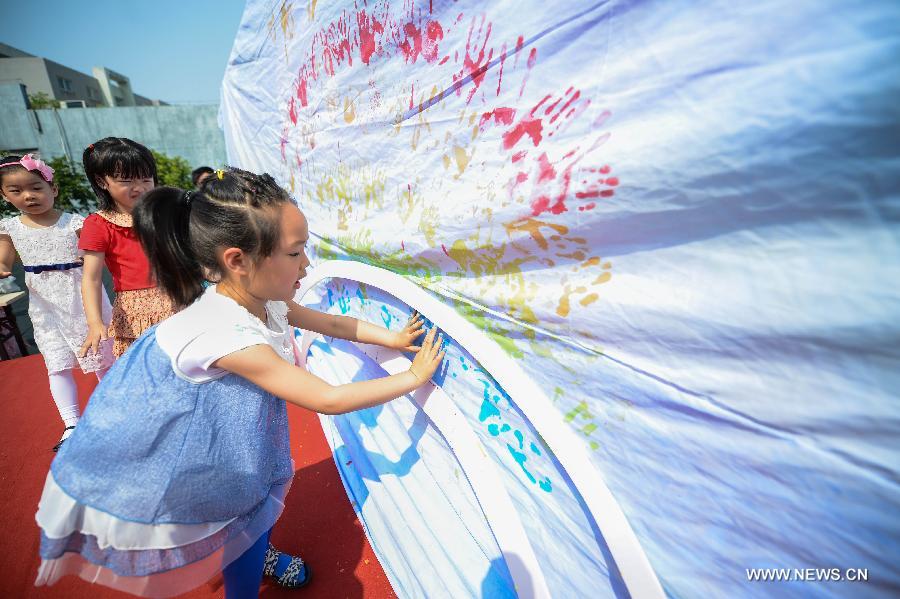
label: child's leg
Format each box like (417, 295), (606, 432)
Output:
(222, 529), (271, 599)
(48, 369), (79, 435)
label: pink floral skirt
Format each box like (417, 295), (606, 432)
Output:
(108, 286), (177, 357)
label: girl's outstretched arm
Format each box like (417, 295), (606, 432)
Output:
(79, 251), (108, 356)
(287, 300), (426, 351)
(0, 234), (15, 278)
(216, 325), (445, 415)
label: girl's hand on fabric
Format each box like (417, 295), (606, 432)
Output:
(79, 321), (108, 357)
(408, 326), (445, 384)
(390, 311), (426, 351)
(0, 271), (11, 279)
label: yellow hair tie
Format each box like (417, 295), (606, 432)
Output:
(216, 169), (224, 180)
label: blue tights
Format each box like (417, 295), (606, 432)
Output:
(222, 529), (272, 599)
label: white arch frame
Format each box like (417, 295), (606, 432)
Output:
(296, 260), (664, 599)
(302, 337), (553, 598)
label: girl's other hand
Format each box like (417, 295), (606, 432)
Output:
(390, 311), (427, 351)
(79, 321), (108, 357)
(0, 271), (12, 279)
(408, 326), (445, 384)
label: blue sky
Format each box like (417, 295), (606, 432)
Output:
(0, 0), (247, 104)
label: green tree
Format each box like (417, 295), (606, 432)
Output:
(28, 92), (58, 109)
(152, 150), (193, 189)
(47, 157), (96, 215)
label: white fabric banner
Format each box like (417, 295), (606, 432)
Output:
(221, 1), (900, 596)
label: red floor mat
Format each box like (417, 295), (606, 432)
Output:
(0, 354), (395, 599)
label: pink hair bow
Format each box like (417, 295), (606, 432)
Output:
(3, 154), (55, 182)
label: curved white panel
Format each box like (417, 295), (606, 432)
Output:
(296, 260), (664, 599)
(301, 333), (551, 598)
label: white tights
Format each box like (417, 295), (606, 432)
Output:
(48, 370), (79, 428)
(48, 368), (108, 431)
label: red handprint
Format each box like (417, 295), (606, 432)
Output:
(574, 165), (618, 211)
(453, 15), (495, 104)
(498, 87), (590, 154)
(492, 88), (611, 216)
(524, 141), (616, 217)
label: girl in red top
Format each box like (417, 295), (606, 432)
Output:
(78, 138), (176, 358)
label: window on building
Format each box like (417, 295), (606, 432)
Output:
(87, 87), (96, 99)
(57, 77), (72, 93)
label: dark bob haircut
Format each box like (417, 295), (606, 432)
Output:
(83, 137), (157, 211)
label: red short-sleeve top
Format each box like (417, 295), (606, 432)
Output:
(78, 211), (154, 292)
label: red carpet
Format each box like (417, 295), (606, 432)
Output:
(0, 354), (395, 599)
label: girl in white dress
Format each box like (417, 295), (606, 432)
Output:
(0, 154), (113, 451)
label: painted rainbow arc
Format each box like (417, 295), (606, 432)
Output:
(295, 260), (664, 598)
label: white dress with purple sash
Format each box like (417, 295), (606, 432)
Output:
(0, 212), (112, 372)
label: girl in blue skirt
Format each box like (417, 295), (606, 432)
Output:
(34, 167), (444, 598)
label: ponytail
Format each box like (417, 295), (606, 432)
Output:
(134, 167), (293, 308)
(133, 187), (204, 307)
